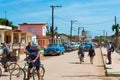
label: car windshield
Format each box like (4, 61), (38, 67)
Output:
(48, 44), (60, 47)
(84, 42), (91, 45)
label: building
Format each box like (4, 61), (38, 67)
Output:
(59, 34), (70, 43)
(82, 28), (86, 37)
(19, 23), (49, 48)
(0, 25), (32, 53)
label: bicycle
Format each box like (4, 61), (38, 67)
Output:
(25, 52), (45, 79)
(25, 60), (45, 80)
(0, 66), (2, 77)
(78, 54), (84, 64)
(10, 56), (45, 80)
(0, 56), (20, 77)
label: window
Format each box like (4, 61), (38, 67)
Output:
(28, 27), (31, 32)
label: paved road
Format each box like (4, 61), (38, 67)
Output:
(0, 48), (120, 80)
(43, 48), (105, 80)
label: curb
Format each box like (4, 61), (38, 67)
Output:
(100, 47), (108, 76)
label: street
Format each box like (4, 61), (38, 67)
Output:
(42, 48), (105, 80)
(0, 48), (120, 80)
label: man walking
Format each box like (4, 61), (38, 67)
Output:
(107, 42), (113, 64)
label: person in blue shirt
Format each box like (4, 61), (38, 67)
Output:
(25, 42), (32, 54)
(78, 43), (84, 62)
(25, 43), (41, 80)
(1, 43), (10, 72)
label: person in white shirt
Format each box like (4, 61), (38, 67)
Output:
(106, 42), (112, 64)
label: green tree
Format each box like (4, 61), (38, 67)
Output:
(0, 18), (18, 28)
(46, 26), (59, 36)
(112, 24), (120, 36)
(112, 24), (120, 47)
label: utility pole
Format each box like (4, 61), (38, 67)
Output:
(50, 5), (62, 44)
(5, 10), (7, 19)
(78, 27), (80, 42)
(115, 16), (116, 25)
(78, 27), (83, 42)
(114, 16), (118, 47)
(103, 29), (105, 37)
(106, 32), (107, 40)
(70, 20), (77, 43)
(4, 10), (8, 28)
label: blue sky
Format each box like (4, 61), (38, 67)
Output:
(0, 0), (120, 38)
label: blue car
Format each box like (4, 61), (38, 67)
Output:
(44, 44), (65, 56)
(83, 41), (95, 51)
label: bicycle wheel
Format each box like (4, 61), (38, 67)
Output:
(8, 63), (20, 74)
(10, 68), (26, 80)
(80, 55), (82, 64)
(32, 65), (45, 80)
(40, 65), (45, 78)
(32, 68), (38, 80)
(0, 67), (2, 77)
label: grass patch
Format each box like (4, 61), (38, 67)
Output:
(107, 73), (120, 77)
(105, 67), (112, 69)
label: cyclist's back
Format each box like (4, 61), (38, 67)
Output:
(78, 45), (84, 55)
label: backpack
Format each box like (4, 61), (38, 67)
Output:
(111, 45), (115, 52)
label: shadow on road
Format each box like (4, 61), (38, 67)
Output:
(0, 73), (9, 77)
(69, 62), (90, 64)
(62, 74), (105, 77)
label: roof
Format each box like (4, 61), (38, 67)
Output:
(37, 36), (50, 39)
(12, 29), (33, 34)
(0, 25), (12, 30)
(19, 23), (47, 25)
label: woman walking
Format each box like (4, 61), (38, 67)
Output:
(88, 45), (95, 64)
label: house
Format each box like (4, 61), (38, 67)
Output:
(19, 23), (49, 48)
(59, 34), (70, 43)
(0, 25), (32, 53)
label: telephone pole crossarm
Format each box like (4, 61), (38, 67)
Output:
(50, 5), (62, 44)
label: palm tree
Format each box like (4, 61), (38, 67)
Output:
(112, 24), (120, 36)
(112, 24), (120, 47)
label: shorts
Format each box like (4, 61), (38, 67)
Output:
(28, 62), (40, 70)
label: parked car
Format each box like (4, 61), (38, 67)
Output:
(62, 43), (72, 52)
(43, 43), (65, 56)
(70, 42), (79, 50)
(83, 41), (95, 51)
(0, 44), (3, 55)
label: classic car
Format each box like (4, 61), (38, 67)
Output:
(43, 43), (65, 56)
(83, 41), (95, 51)
(62, 43), (72, 52)
(0, 44), (3, 55)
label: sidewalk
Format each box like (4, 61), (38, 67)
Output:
(101, 47), (120, 75)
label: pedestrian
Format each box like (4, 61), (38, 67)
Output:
(88, 45), (95, 64)
(25, 42), (32, 54)
(0, 42), (10, 72)
(106, 41), (113, 64)
(78, 43), (84, 62)
(25, 43), (41, 80)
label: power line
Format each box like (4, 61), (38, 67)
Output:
(54, 16), (115, 25)
(75, 19), (114, 25)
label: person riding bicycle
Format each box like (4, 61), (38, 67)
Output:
(0, 43), (10, 72)
(25, 42), (41, 80)
(78, 43), (84, 62)
(25, 42), (32, 54)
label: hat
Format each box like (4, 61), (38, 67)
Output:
(32, 43), (38, 47)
